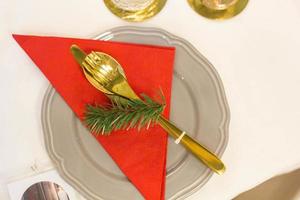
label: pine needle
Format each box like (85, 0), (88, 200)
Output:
(84, 92), (166, 135)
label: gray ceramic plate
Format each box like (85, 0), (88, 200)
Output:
(42, 26), (230, 200)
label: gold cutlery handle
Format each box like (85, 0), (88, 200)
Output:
(158, 116), (225, 174)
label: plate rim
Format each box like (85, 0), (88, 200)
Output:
(42, 26), (230, 200)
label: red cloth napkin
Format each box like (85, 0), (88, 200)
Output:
(13, 35), (175, 200)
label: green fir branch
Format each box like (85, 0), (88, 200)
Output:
(84, 92), (166, 135)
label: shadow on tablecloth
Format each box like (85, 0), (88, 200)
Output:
(234, 168), (300, 200)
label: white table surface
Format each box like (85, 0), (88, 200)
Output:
(1, 0), (300, 199)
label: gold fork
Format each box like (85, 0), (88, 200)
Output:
(71, 45), (226, 174)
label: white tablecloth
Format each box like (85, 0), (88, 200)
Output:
(1, 0), (300, 199)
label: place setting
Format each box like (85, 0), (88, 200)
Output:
(10, 0), (240, 199)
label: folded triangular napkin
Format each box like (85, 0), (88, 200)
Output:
(13, 35), (175, 200)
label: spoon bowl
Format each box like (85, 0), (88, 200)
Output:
(71, 45), (137, 99)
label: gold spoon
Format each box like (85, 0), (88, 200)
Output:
(71, 45), (226, 174)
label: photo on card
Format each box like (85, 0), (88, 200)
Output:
(21, 181), (69, 200)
